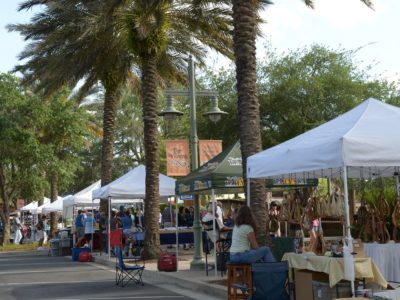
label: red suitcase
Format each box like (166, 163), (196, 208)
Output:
(79, 251), (93, 262)
(157, 252), (177, 272)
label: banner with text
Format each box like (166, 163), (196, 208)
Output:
(199, 140), (223, 166)
(166, 140), (190, 176)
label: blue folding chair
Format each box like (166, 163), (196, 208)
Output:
(114, 246), (144, 287)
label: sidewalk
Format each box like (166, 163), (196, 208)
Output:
(93, 247), (227, 299)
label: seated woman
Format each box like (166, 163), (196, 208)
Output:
(230, 206), (276, 263)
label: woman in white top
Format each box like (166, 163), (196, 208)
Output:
(230, 206), (276, 263)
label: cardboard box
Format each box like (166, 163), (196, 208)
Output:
(295, 270), (329, 300)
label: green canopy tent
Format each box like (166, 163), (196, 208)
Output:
(176, 141), (244, 196)
(176, 141), (243, 276)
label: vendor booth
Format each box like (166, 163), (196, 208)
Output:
(92, 165), (176, 259)
(63, 180), (101, 217)
(247, 98), (400, 294)
(176, 141), (244, 276)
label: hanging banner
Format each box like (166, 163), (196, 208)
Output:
(199, 140), (222, 166)
(166, 140), (190, 176)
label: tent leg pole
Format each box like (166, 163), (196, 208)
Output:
(212, 189), (217, 277)
(108, 197), (111, 261)
(176, 198), (179, 271)
(246, 179), (250, 207)
(342, 166), (355, 296)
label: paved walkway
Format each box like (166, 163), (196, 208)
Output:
(0, 249), (218, 300)
(93, 246), (227, 299)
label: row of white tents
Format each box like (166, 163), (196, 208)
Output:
(20, 165), (176, 217)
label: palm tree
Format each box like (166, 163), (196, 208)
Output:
(10, 0), (134, 214)
(12, 0), (233, 258)
(115, 0), (233, 258)
(231, 0), (373, 245)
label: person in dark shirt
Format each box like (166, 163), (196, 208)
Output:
(178, 206), (186, 227)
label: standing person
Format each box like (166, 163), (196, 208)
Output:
(177, 206), (186, 227)
(230, 206), (276, 263)
(268, 201), (281, 237)
(12, 213), (22, 245)
(36, 215), (47, 250)
(75, 210), (86, 240)
(184, 207), (193, 227)
(84, 211), (95, 247)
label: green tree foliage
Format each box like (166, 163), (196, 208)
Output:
(0, 74), (46, 244)
(257, 44), (400, 148)
(0, 73), (92, 243)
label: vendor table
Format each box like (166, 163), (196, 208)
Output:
(282, 252), (387, 288)
(364, 242), (400, 283)
(159, 228), (194, 245)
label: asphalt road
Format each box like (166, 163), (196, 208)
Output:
(0, 250), (195, 300)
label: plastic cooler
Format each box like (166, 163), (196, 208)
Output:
(72, 247), (91, 261)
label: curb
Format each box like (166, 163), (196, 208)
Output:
(93, 256), (226, 299)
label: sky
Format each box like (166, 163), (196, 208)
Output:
(0, 0), (399, 84)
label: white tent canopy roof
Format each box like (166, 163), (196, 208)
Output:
(20, 201), (38, 212)
(33, 197), (61, 214)
(63, 180), (101, 208)
(247, 98), (400, 179)
(92, 165), (176, 199)
(42, 195), (72, 214)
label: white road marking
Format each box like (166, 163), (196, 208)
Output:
(0, 280), (114, 287)
(54, 297), (184, 300)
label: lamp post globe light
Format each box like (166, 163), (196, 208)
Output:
(158, 55), (228, 269)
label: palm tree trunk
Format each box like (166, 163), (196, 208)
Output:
(39, 167), (46, 206)
(140, 54), (160, 260)
(100, 83), (122, 214)
(0, 167), (11, 245)
(50, 172), (59, 238)
(232, 0), (268, 246)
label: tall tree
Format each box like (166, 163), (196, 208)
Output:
(117, 0), (233, 258)
(258, 44), (400, 148)
(10, 0), (134, 215)
(231, 0), (374, 245)
(0, 74), (45, 245)
(39, 89), (90, 237)
(231, 0), (271, 245)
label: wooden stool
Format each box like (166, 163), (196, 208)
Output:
(227, 263), (253, 300)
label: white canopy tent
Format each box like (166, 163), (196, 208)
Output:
(63, 180), (102, 219)
(42, 195), (72, 214)
(20, 201), (38, 212)
(247, 98), (400, 294)
(92, 164), (176, 260)
(92, 165), (176, 199)
(247, 98), (400, 180)
(31, 197), (54, 214)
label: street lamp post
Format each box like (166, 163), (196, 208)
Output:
(159, 56), (228, 270)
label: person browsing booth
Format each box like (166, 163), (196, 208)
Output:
(229, 206), (276, 263)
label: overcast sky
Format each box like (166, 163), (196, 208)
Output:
(1, 0), (399, 83)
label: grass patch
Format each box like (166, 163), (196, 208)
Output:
(0, 242), (40, 252)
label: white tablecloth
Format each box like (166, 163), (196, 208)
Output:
(364, 242), (400, 283)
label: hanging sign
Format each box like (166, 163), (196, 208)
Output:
(265, 178), (318, 188)
(199, 140), (222, 166)
(166, 140), (190, 176)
